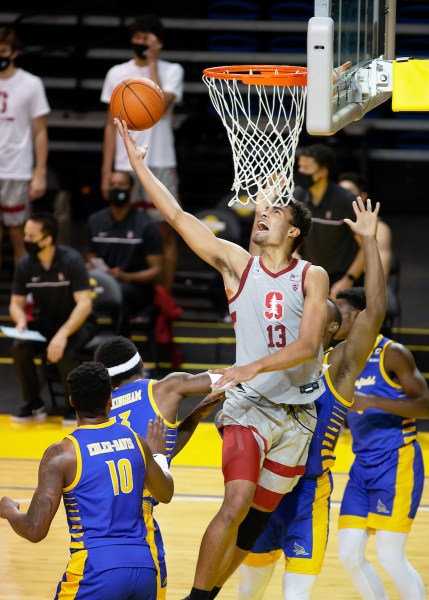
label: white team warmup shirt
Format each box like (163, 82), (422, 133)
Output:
(0, 69), (50, 180)
(101, 58), (184, 170)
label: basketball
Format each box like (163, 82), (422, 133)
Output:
(110, 77), (165, 131)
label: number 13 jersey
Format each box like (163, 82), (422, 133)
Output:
(229, 256), (325, 405)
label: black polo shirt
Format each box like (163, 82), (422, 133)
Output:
(12, 245), (91, 322)
(86, 208), (162, 273)
(294, 182), (359, 277)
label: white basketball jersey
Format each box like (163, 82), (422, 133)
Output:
(229, 256), (325, 405)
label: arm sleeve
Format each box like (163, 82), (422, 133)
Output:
(100, 67), (116, 104)
(30, 76), (50, 118)
(11, 259), (28, 296)
(142, 220), (163, 256)
(161, 63), (185, 103)
(67, 251), (91, 292)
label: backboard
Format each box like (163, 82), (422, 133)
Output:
(306, 0), (397, 135)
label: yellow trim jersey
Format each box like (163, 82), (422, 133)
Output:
(110, 378), (177, 509)
(63, 420), (152, 559)
(305, 350), (353, 477)
(348, 334), (417, 465)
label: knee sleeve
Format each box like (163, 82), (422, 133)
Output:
(337, 528), (369, 569)
(237, 508), (272, 551)
(283, 572), (317, 600)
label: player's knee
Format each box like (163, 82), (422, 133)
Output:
(375, 541), (403, 574)
(237, 507), (272, 551)
(221, 493), (254, 526)
(337, 535), (359, 568)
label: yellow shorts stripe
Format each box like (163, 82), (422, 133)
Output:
(143, 507), (166, 600)
(243, 549), (283, 568)
(57, 550), (88, 599)
(285, 473), (331, 575)
(338, 515), (369, 530)
(367, 444), (416, 533)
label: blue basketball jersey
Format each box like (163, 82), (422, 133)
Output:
(64, 420), (152, 560)
(305, 350), (352, 478)
(348, 334), (417, 463)
(110, 378), (177, 508)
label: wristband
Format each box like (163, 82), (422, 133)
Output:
(153, 453), (170, 474)
(346, 273), (356, 283)
(208, 372), (231, 391)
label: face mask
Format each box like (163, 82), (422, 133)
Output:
(294, 172), (315, 190)
(0, 56), (11, 72)
(108, 188), (130, 207)
(24, 238), (44, 256)
(131, 43), (149, 59)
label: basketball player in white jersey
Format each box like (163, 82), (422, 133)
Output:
(114, 118), (329, 600)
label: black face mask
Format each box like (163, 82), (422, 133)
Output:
(294, 172), (315, 190)
(0, 56), (11, 72)
(108, 188), (130, 207)
(24, 237), (45, 256)
(131, 43), (149, 59)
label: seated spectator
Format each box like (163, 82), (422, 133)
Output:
(9, 213), (95, 424)
(294, 144), (364, 298)
(338, 171), (393, 278)
(86, 171), (163, 335)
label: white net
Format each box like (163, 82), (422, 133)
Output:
(203, 66), (307, 207)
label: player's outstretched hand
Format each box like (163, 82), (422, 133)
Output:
(114, 117), (148, 163)
(209, 364), (260, 390)
(146, 415), (167, 455)
(344, 196), (380, 238)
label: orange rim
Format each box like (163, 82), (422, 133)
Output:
(203, 65), (307, 86)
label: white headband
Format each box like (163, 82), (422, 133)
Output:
(107, 352), (141, 376)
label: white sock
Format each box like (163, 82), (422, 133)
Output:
(237, 562), (276, 600)
(375, 530), (426, 600)
(338, 528), (389, 600)
(282, 572), (317, 600)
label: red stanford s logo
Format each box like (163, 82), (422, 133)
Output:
(264, 291), (284, 321)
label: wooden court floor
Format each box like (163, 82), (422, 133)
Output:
(0, 415), (428, 600)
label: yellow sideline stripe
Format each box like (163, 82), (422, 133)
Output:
(1, 414), (429, 471)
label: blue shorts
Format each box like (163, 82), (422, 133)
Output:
(243, 471), (333, 575)
(55, 545), (157, 599)
(339, 441), (424, 533)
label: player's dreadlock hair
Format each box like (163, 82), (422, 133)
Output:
(94, 336), (144, 389)
(336, 287), (366, 311)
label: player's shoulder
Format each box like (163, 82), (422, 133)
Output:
(384, 339), (411, 360)
(306, 262), (329, 281)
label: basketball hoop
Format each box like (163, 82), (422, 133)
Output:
(203, 65), (307, 206)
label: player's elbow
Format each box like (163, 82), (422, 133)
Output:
(156, 480), (175, 504)
(26, 528), (48, 543)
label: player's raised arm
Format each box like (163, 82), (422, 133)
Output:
(338, 198), (387, 375)
(114, 118), (249, 275)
